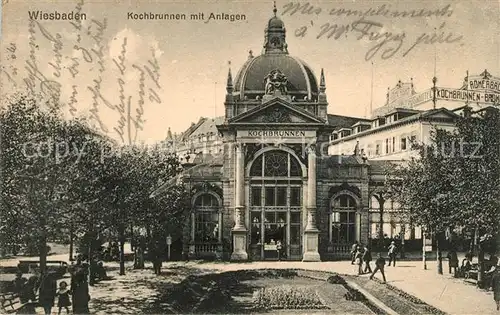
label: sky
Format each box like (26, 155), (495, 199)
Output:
(1, 0), (499, 144)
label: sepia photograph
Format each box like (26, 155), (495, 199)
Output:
(0, 0), (499, 314)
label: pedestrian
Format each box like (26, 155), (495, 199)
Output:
(38, 272), (57, 315)
(150, 241), (163, 275)
(354, 247), (363, 275)
(350, 241), (359, 264)
(71, 266), (90, 314)
(276, 240), (283, 261)
(370, 253), (387, 283)
(12, 271), (27, 295)
(21, 275), (37, 303)
(446, 249), (459, 277)
(363, 246), (373, 274)
(387, 241), (397, 267)
(491, 261), (500, 311)
(56, 281), (71, 314)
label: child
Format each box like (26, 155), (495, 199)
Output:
(56, 281), (71, 314)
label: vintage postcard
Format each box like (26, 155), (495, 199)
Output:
(1, 0), (499, 314)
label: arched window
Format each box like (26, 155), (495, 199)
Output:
(248, 149), (303, 259)
(330, 194), (357, 244)
(249, 150), (302, 178)
(193, 193), (219, 243)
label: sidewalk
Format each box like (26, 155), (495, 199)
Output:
(171, 260), (498, 315)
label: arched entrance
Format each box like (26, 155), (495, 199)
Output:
(329, 193), (359, 256)
(248, 149), (304, 260)
(191, 192), (222, 258)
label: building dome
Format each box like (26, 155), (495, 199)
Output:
(234, 54), (319, 98)
(231, 3), (319, 100)
(268, 16), (284, 28)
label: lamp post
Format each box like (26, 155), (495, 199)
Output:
(166, 235), (172, 261)
(423, 228), (428, 270)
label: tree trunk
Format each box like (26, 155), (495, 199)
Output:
(130, 222), (134, 252)
(378, 196), (385, 250)
(477, 242), (485, 288)
(119, 225), (126, 276)
(38, 228), (48, 276)
(436, 234), (443, 275)
(88, 230), (96, 286)
(400, 225), (406, 259)
(69, 223), (74, 261)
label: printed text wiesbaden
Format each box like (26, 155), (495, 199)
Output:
(28, 11), (87, 21)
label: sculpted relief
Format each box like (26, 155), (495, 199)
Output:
(264, 69), (288, 95)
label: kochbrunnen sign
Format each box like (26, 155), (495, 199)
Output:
(372, 70), (500, 117)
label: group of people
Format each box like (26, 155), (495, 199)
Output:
(12, 257), (91, 315)
(350, 240), (399, 283)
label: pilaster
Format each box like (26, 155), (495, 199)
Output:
(231, 143), (248, 261)
(303, 145), (321, 261)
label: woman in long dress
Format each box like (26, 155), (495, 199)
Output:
(492, 264), (500, 311)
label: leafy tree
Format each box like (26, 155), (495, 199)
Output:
(386, 106), (500, 279)
(448, 107), (500, 286)
(0, 97), (90, 273)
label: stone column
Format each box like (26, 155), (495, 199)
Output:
(231, 143), (248, 261)
(303, 146), (321, 261)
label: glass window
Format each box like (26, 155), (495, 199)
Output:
(194, 194), (219, 243)
(290, 212), (301, 224)
(251, 187), (262, 206)
(264, 151), (288, 177)
(250, 150), (302, 178)
(250, 155), (263, 176)
(277, 187), (287, 206)
(265, 187), (275, 206)
(251, 212), (261, 244)
(290, 187), (301, 206)
(401, 137), (407, 151)
(290, 156), (301, 176)
(290, 225), (300, 245)
(330, 195), (356, 244)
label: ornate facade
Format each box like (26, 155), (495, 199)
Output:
(155, 6), (499, 261)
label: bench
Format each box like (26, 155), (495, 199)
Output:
(0, 292), (38, 314)
(464, 262), (495, 283)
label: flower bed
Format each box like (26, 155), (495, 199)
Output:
(252, 285), (327, 310)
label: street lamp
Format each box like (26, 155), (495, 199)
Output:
(166, 235), (172, 261)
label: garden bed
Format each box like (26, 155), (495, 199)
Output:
(252, 285), (327, 310)
(152, 269), (380, 314)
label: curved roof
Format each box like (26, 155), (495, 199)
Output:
(233, 54), (319, 97)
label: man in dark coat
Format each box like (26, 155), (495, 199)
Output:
(12, 272), (27, 295)
(363, 246), (373, 274)
(446, 249), (459, 277)
(151, 243), (163, 275)
(369, 253), (387, 283)
(38, 272), (57, 315)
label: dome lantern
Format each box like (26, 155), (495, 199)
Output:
(263, 1), (288, 55)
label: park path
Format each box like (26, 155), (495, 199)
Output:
(169, 260), (498, 315)
(2, 253), (497, 314)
